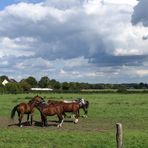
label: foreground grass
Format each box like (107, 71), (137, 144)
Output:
(0, 128), (148, 148)
(0, 93), (148, 147)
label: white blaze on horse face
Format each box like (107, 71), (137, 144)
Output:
(80, 98), (85, 105)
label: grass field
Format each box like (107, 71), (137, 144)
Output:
(0, 93), (148, 148)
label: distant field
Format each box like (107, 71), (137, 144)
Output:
(0, 93), (148, 148)
(81, 88), (148, 92)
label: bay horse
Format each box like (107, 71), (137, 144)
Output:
(35, 101), (80, 127)
(34, 101), (65, 127)
(48, 97), (89, 118)
(47, 100), (80, 123)
(73, 98), (89, 117)
(10, 95), (44, 127)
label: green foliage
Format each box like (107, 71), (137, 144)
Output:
(5, 82), (22, 94)
(117, 87), (128, 93)
(25, 76), (38, 87)
(62, 82), (69, 90)
(51, 80), (61, 90)
(38, 76), (50, 88)
(19, 80), (31, 92)
(1, 75), (148, 93)
(0, 75), (9, 81)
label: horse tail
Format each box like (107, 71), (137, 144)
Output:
(11, 104), (19, 119)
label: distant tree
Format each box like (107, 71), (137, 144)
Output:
(117, 86), (127, 93)
(5, 82), (22, 94)
(38, 76), (50, 88)
(49, 79), (61, 89)
(26, 76), (38, 87)
(75, 82), (83, 90)
(62, 82), (69, 90)
(0, 81), (5, 93)
(54, 81), (61, 90)
(69, 82), (77, 90)
(19, 80), (31, 92)
(0, 75), (9, 81)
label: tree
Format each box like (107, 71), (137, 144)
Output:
(62, 82), (69, 90)
(0, 75), (9, 82)
(38, 76), (50, 88)
(26, 76), (38, 88)
(69, 82), (77, 90)
(5, 82), (22, 94)
(49, 79), (61, 89)
(0, 81), (5, 93)
(53, 81), (61, 90)
(19, 80), (31, 92)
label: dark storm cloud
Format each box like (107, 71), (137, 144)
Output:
(132, 0), (148, 26)
(91, 53), (148, 67)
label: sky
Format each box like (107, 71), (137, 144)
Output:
(0, 0), (148, 83)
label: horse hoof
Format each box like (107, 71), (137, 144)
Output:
(57, 124), (62, 128)
(82, 115), (87, 118)
(74, 119), (78, 124)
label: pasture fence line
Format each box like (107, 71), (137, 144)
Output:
(116, 123), (123, 148)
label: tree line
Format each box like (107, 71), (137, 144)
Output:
(0, 75), (148, 94)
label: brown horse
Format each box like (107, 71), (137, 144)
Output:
(35, 101), (80, 127)
(10, 95), (44, 127)
(47, 100), (80, 123)
(61, 102), (80, 123)
(48, 98), (89, 119)
(35, 101), (65, 127)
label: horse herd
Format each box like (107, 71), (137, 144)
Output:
(11, 95), (89, 128)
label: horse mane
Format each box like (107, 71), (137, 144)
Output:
(85, 100), (89, 108)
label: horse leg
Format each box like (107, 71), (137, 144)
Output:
(44, 116), (48, 127)
(73, 110), (79, 124)
(41, 114), (48, 127)
(19, 113), (23, 127)
(83, 107), (88, 118)
(30, 113), (33, 126)
(57, 114), (64, 128)
(63, 112), (68, 118)
(40, 113), (45, 126)
(27, 114), (30, 125)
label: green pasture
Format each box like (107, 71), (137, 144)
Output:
(0, 93), (148, 148)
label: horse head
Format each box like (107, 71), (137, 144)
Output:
(77, 98), (89, 116)
(32, 95), (45, 103)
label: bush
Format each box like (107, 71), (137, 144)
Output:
(117, 87), (128, 93)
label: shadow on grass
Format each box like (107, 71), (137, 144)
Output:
(8, 119), (75, 128)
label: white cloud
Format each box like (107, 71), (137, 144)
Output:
(114, 48), (143, 56)
(135, 69), (148, 77)
(104, 0), (138, 6)
(0, 37), (35, 57)
(0, 0), (148, 83)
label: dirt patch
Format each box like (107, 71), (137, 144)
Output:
(0, 117), (12, 128)
(0, 116), (108, 133)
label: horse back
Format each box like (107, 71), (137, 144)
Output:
(42, 104), (64, 116)
(17, 103), (31, 114)
(62, 102), (80, 112)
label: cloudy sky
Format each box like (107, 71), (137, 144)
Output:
(0, 0), (148, 83)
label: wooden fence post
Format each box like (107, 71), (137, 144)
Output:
(116, 123), (123, 148)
